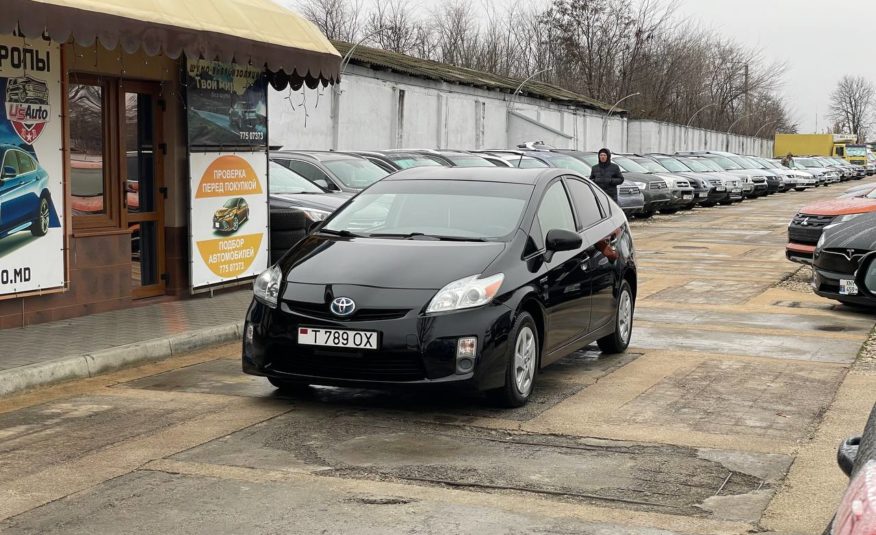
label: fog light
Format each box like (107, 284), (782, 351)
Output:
(456, 337), (477, 374)
(245, 324), (254, 344)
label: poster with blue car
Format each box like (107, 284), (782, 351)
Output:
(0, 36), (63, 297)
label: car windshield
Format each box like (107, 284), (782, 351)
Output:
(269, 161), (324, 194)
(514, 156), (550, 169)
(728, 155), (757, 168)
(544, 154), (591, 174)
(707, 155), (742, 170)
(868, 189), (876, 199)
(323, 179), (532, 240)
(796, 158), (820, 168)
(654, 158), (689, 173)
(222, 198), (238, 208)
(678, 158), (710, 172)
(613, 156), (649, 173)
(694, 158), (724, 172)
(576, 154), (599, 167)
(322, 158), (389, 189)
(446, 155), (495, 167)
(847, 146), (867, 157)
(634, 158), (670, 173)
(388, 155), (443, 169)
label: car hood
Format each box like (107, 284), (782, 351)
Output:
(214, 207), (235, 218)
(279, 234), (507, 290)
(270, 192), (352, 212)
(821, 212), (876, 250)
(800, 197), (876, 216)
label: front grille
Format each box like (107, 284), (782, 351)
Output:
(618, 186), (639, 195)
(752, 176), (766, 183)
(816, 249), (868, 274)
(285, 300), (410, 321)
(788, 213), (835, 245)
(649, 182), (668, 190)
(675, 180), (690, 188)
(708, 179), (722, 186)
(273, 350), (427, 381)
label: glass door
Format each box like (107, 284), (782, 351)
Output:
(122, 82), (165, 298)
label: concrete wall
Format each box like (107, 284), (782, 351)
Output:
(269, 66), (770, 157)
(627, 119), (774, 157)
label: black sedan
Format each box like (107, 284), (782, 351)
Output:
(812, 211), (876, 308)
(244, 168), (637, 407)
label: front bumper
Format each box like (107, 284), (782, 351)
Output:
(813, 267), (876, 307)
(242, 298), (514, 391)
(642, 189), (672, 213)
(670, 188), (696, 208)
(786, 243), (816, 264)
(617, 191), (645, 214)
(213, 218), (235, 230)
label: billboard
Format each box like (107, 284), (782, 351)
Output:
(186, 59), (267, 148)
(0, 36), (64, 298)
(189, 152), (269, 290)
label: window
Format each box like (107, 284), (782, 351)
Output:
(565, 178), (603, 229)
(269, 161), (324, 194)
(536, 181), (576, 244)
(592, 187), (612, 217)
(1, 150), (20, 178)
(281, 159), (335, 191)
(322, 158), (389, 188)
(16, 151), (37, 174)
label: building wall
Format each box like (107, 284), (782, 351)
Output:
(627, 120), (774, 156)
(270, 67), (773, 158)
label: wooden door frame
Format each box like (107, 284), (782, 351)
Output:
(119, 80), (166, 299)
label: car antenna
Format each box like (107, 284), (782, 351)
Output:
(517, 152), (524, 168)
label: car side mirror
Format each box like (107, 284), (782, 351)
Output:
(545, 229), (582, 253)
(837, 436), (860, 478)
(2, 166), (15, 178)
(307, 219), (323, 233)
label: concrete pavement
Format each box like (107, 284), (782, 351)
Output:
(1, 180), (875, 534)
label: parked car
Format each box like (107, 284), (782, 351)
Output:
(812, 210), (876, 308)
(346, 150), (445, 172)
(826, 402), (876, 534)
(790, 158), (833, 186)
(0, 145), (51, 240)
(611, 154), (694, 212)
(680, 156), (745, 203)
(635, 154), (718, 206)
(268, 161), (352, 263)
(271, 150), (390, 193)
(245, 167), (637, 407)
(767, 159), (818, 190)
(747, 156), (796, 192)
(229, 101), (260, 131)
(399, 149), (497, 168)
(556, 150), (672, 218)
(476, 149), (644, 217)
(677, 151), (769, 198)
(476, 151), (551, 169)
(213, 197), (249, 233)
(786, 188), (876, 264)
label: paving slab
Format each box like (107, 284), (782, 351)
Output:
(0, 470), (683, 535)
(171, 412), (791, 523)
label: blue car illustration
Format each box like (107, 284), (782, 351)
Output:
(0, 145), (51, 241)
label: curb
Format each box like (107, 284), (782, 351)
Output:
(0, 321), (244, 398)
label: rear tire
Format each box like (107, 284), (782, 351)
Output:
(488, 312), (539, 408)
(597, 280), (634, 354)
(30, 195), (49, 237)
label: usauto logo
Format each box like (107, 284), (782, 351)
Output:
(330, 297), (356, 317)
(5, 76), (51, 144)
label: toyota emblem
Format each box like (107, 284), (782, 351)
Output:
(330, 297), (356, 317)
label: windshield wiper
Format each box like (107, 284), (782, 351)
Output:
(369, 232), (487, 242)
(319, 229), (364, 238)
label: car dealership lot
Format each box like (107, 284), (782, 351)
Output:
(2, 181), (876, 534)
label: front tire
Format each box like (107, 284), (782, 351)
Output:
(489, 312), (539, 408)
(30, 195), (49, 237)
(598, 280), (634, 354)
(232, 216), (240, 232)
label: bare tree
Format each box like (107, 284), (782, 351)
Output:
(829, 75), (875, 142)
(365, 0), (421, 54)
(294, 0), (362, 42)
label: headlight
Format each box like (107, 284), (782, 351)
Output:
(253, 265), (282, 308)
(426, 274), (504, 314)
(835, 213), (862, 224)
(633, 181), (647, 191)
(300, 208), (330, 222)
(816, 232), (826, 251)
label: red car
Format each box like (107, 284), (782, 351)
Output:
(787, 189), (876, 264)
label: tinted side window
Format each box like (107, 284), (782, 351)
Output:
(15, 151), (36, 173)
(536, 182), (576, 244)
(2, 150), (20, 177)
(565, 178), (603, 228)
(593, 187), (612, 216)
(282, 160), (333, 189)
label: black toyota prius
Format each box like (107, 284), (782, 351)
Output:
(243, 167), (637, 407)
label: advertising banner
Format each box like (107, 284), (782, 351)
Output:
(0, 36), (64, 298)
(186, 59), (268, 148)
(189, 152), (269, 289)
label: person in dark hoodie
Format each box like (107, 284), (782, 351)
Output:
(590, 148), (625, 201)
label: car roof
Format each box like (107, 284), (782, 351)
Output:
(382, 166), (560, 185)
(270, 150), (366, 163)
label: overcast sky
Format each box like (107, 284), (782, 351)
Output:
(675, 0), (871, 133)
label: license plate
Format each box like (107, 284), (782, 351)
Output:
(214, 222), (219, 228)
(840, 280), (858, 296)
(697, 192), (707, 198)
(682, 194), (693, 200)
(298, 327), (378, 350)
(716, 187), (726, 191)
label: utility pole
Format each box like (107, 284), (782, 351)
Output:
(744, 63), (750, 135)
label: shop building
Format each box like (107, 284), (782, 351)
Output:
(0, 0), (339, 328)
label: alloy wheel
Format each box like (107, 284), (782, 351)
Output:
(514, 326), (536, 396)
(618, 289), (632, 344)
